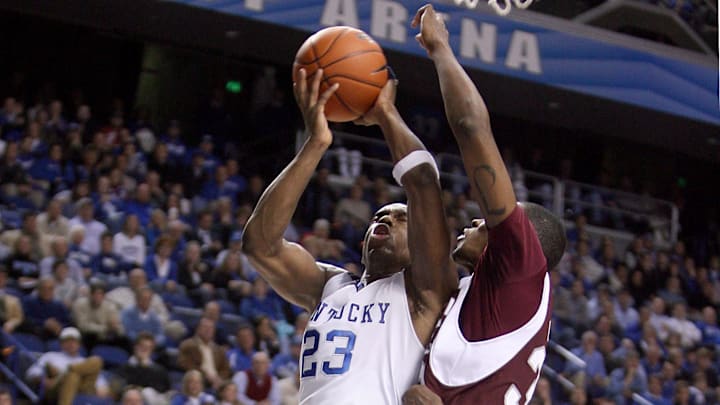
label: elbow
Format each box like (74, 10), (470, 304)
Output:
(241, 230), (261, 257)
(241, 225), (279, 258)
(453, 115), (491, 140)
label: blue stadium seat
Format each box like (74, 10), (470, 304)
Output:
(90, 345), (129, 368)
(221, 314), (248, 336)
(72, 394), (114, 405)
(172, 307), (203, 330)
(0, 209), (21, 229)
(45, 339), (60, 352)
(11, 333), (44, 353)
(169, 370), (184, 391)
(217, 299), (237, 314)
(2, 288), (22, 298)
(162, 293), (194, 309)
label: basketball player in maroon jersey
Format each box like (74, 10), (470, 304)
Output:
(402, 4), (567, 404)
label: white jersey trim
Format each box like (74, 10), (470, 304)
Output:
(429, 273), (550, 387)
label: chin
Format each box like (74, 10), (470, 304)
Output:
(453, 251), (475, 271)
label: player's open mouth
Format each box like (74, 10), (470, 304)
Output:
(370, 223), (390, 240)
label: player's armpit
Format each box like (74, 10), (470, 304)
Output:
(402, 384), (443, 405)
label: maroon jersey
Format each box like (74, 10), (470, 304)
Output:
(423, 207), (551, 404)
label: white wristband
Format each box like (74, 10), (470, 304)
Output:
(392, 150), (440, 187)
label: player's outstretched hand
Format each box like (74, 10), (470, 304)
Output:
(353, 78), (398, 127)
(411, 4), (450, 57)
(402, 384), (443, 405)
(293, 68), (339, 146)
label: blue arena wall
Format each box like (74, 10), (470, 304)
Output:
(170, 0), (719, 125)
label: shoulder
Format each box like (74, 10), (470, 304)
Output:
(317, 263), (355, 298)
(487, 205), (532, 238)
(5, 294), (20, 306)
(72, 298), (89, 310)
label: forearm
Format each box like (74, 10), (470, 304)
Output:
(377, 105), (425, 162)
(430, 46), (515, 225)
(243, 137), (330, 256)
(378, 106), (453, 302)
(430, 46), (491, 140)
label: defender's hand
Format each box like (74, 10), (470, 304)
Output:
(411, 4), (450, 57)
(294, 68), (339, 146)
(353, 79), (398, 127)
(402, 385), (443, 405)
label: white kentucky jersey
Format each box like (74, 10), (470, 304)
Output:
(299, 268), (424, 405)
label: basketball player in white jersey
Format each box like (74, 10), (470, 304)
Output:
(402, 5), (567, 404)
(242, 68), (456, 404)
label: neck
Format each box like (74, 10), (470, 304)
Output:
(361, 267), (401, 285)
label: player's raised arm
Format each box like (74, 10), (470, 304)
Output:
(413, 4), (515, 228)
(242, 69), (343, 312)
(356, 81), (455, 329)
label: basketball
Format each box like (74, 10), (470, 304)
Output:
(293, 26), (389, 123)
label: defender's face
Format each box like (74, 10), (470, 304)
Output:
(362, 203), (410, 268)
(452, 219), (489, 270)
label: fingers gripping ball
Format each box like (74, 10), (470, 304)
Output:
(293, 26), (389, 123)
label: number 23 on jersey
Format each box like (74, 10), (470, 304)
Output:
(302, 329), (356, 377)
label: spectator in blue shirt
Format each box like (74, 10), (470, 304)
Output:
(642, 342), (665, 376)
(696, 306), (720, 347)
(91, 232), (131, 279)
(160, 120), (188, 165)
(144, 236), (178, 288)
(121, 287), (165, 347)
(68, 225), (93, 272)
(123, 183), (154, 228)
(73, 146), (100, 184)
(228, 325), (256, 372)
(170, 370), (215, 405)
(145, 209), (167, 249)
(240, 278), (284, 323)
(21, 276), (70, 339)
(4, 235), (41, 291)
(615, 289), (640, 332)
(608, 350), (648, 405)
(271, 336), (300, 379)
(659, 361), (677, 400)
(28, 143), (74, 194)
(225, 158), (247, 195)
(642, 374), (673, 405)
(92, 176), (124, 223)
(200, 165), (238, 203)
(566, 331), (607, 396)
(23, 122), (47, 157)
(194, 135), (220, 174)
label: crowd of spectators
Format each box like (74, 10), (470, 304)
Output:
(0, 66), (718, 405)
(536, 218), (720, 404)
(0, 93), (307, 404)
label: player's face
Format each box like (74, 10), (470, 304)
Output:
(452, 219), (489, 270)
(362, 203), (410, 269)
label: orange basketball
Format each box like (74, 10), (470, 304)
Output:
(293, 26), (389, 123)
